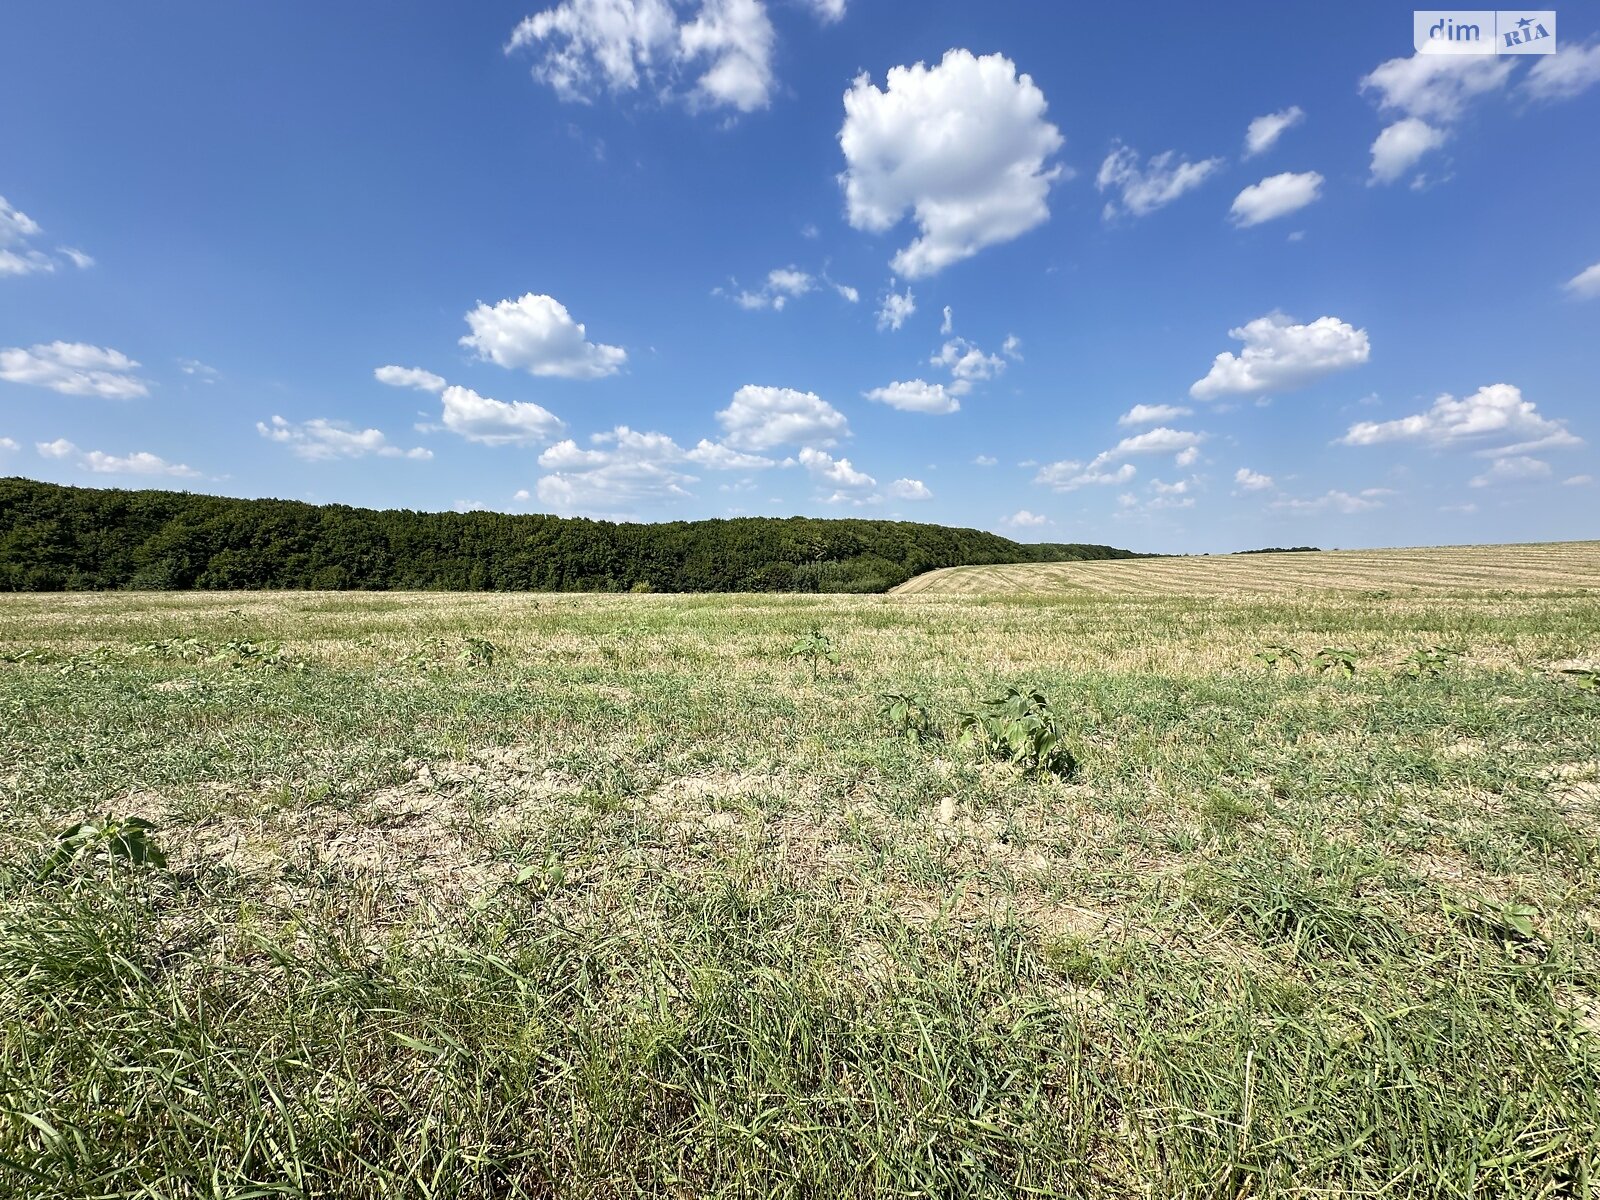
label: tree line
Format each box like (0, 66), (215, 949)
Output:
(0, 478), (1141, 593)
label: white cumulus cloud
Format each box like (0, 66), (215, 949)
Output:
(887, 477), (931, 500)
(876, 285), (915, 331)
(931, 337), (1004, 388)
(1369, 117), (1447, 184)
(764, 266), (811, 294)
(1339, 383), (1581, 457)
(1035, 460), (1137, 492)
(684, 439), (774, 470)
(865, 379), (960, 415)
(534, 423), (772, 514)
(798, 446), (874, 489)
(0, 195), (92, 277)
(839, 49), (1064, 277)
(1471, 455), (1551, 487)
(1243, 106), (1304, 157)
(439, 385), (566, 446)
(1002, 509), (1049, 528)
(678, 0), (776, 112)
(507, 0), (679, 102)
(1089, 427), (1207, 469)
(257, 415), (432, 462)
(1358, 54), (1510, 186)
(1523, 38), (1600, 102)
(726, 266), (815, 311)
(0, 249), (54, 277)
(33, 437), (199, 477)
(1119, 403), (1192, 426)
(1564, 262), (1600, 300)
(506, 0), (776, 114)
(1230, 171), (1323, 226)
(716, 384), (848, 451)
(81, 450), (201, 478)
(375, 365), (447, 393)
(1117, 478), (1196, 514)
(460, 293), (625, 379)
(0, 196), (43, 246)
(1360, 53), (1512, 122)
(0, 342), (150, 400)
(1190, 313), (1370, 400)
(1098, 142), (1223, 219)
(1234, 467), (1275, 492)
(538, 457), (692, 512)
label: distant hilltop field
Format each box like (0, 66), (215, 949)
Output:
(0, 478), (1140, 594)
(890, 541), (1600, 596)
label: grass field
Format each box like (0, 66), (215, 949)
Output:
(2, 544), (1599, 1197)
(892, 540), (1600, 596)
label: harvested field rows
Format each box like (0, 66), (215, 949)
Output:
(891, 540), (1600, 596)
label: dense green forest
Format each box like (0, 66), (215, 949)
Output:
(0, 478), (1140, 593)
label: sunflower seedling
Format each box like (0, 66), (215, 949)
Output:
(1443, 896), (1546, 954)
(957, 685), (1076, 778)
(34, 816), (168, 881)
(1253, 644), (1304, 671)
(1400, 644), (1463, 678)
(788, 626), (839, 680)
(1313, 647), (1359, 677)
(224, 640), (304, 670)
(1558, 667), (1598, 691)
(462, 637), (501, 669)
(879, 691), (936, 744)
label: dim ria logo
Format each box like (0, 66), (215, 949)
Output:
(1414, 10), (1556, 54)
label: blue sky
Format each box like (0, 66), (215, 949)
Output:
(2, 1), (1597, 553)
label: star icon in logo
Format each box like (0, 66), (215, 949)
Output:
(1517, 15), (1534, 29)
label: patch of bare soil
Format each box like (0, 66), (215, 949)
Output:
(158, 746), (593, 922)
(643, 771), (786, 833)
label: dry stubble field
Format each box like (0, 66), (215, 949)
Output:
(2, 542), (1599, 1198)
(893, 540), (1600, 596)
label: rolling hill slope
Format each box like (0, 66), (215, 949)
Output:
(890, 541), (1600, 596)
